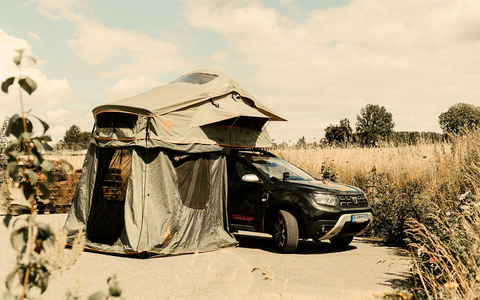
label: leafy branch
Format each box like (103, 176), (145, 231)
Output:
(2, 49), (124, 300)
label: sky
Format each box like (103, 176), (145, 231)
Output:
(1, 0), (480, 143)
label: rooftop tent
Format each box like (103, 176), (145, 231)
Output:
(63, 70), (285, 256)
(91, 70), (285, 149)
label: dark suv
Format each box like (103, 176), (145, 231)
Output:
(226, 149), (373, 253)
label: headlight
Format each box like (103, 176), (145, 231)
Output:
(311, 193), (339, 206)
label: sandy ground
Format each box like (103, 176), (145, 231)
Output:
(0, 214), (411, 300)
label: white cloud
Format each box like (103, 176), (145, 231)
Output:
(184, 0), (480, 140)
(102, 77), (160, 101)
(34, 0), (187, 79)
(27, 31), (41, 41)
(210, 50), (230, 63)
(47, 108), (71, 119)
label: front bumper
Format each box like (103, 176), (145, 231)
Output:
(306, 212), (374, 240)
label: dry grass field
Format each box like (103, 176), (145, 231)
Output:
(273, 142), (446, 190)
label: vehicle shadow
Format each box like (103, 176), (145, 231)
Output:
(234, 233), (357, 254)
(355, 237), (410, 257)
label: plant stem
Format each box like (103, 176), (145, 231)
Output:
(21, 267), (30, 300)
(18, 63), (27, 132)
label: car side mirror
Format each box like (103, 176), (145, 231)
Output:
(241, 174), (260, 183)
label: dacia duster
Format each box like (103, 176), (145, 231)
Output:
(227, 149), (373, 253)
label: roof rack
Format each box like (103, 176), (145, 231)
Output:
(230, 148), (277, 158)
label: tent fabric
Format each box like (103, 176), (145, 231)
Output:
(65, 144), (238, 255)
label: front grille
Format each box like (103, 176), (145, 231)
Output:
(338, 195), (368, 207)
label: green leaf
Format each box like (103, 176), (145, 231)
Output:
(88, 291), (106, 300)
(3, 290), (17, 300)
(13, 56), (21, 66)
(39, 183), (51, 200)
(60, 159), (74, 172)
(108, 275), (122, 297)
(46, 171), (55, 183)
(18, 77), (37, 95)
(1, 77), (15, 93)
(30, 115), (49, 134)
(11, 226), (28, 253)
(5, 266), (19, 290)
(43, 141), (53, 151)
(32, 138), (45, 154)
(24, 169), (37, 185)
(22, 182), (35, 201)
(10, 187), (31, 207)
(6, 115), (32, 138)
(41, 160), (55, 172)
(37, 223), (55, 250)
(7, 150), (22, 161)
(3, 214), (13, 228)
(7, 161), (19, 179)
(26, 56), (37, 64)
(38, 265), (49, 293)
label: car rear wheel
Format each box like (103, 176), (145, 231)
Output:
(329, 236), (354, 247)
(272, 210), (299, 253)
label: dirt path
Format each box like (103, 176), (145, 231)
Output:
(0, 214), (411, 300)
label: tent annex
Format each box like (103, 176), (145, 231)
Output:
(63, 70), (285, 256)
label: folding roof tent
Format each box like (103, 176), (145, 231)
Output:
(63, 70), (286, 256)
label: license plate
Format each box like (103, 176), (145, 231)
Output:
(351, 214), (369, 223)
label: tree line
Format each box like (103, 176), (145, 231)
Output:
(281, 102), (480, 148)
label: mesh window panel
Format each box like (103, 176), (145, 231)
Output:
(87, 148), (132, 245)
(173, 154), (211, 209)
(96, 112), (138, 128)
(172, 73), (218, 85)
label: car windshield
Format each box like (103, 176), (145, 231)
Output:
(246, 156), (315, 181)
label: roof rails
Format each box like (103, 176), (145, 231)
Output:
(230, 148), (277, 158)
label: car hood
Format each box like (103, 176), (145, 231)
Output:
(283, 180), (363, 194)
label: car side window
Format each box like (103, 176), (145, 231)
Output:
(232, 161), (256, 182)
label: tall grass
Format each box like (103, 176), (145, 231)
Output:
(274, 130), (480, 299)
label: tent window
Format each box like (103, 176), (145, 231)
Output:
(172, 73), (218, 85)
(87, 148), (132, 245)
(96, 112), (138, 129)
(173, 153), (211, 209)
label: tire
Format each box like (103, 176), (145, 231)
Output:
(272, 210), (299, 253)
(329, 236), (354, 247)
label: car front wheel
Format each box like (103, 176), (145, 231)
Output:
(272, 210), (299, 253)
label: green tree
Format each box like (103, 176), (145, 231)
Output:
(63, 125), (81, 149)
(63, 125), (92, 149)
(296, 136), (306, 148)
(355, 104), (395, 146)
(325, 118), (354, 144)
(78, 131), (93, 148)
(438, 103), (480, 135)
